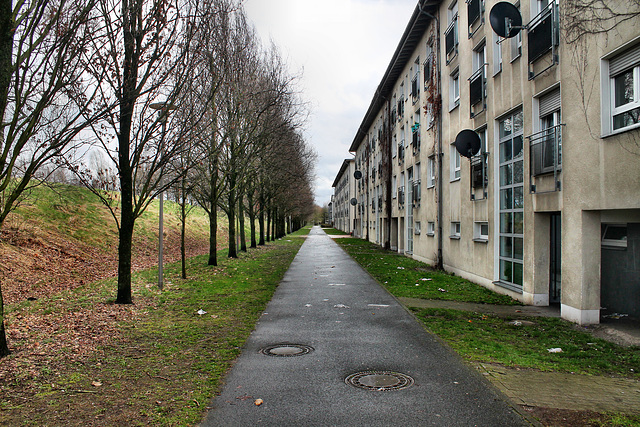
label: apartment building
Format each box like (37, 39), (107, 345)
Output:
(332, 159), (357, 234)
(337, 0), (640, 324)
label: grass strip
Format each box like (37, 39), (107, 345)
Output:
(1, 227), (309, 426)
(334, 235), (518, 305)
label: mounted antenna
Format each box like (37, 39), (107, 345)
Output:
(454, 129), (482, 158)
(350, 198), (358, 206)
(354, 170), (363, 180)
(489, 2), (524, 38)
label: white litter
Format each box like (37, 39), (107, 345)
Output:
(438, 288), (448, 292)
(334, 304), (350, 309)
(368, 304), (390, 308)
(397, 267), (405, 270)
(305, 304), (312, 307)
(547, 348), (563, 353)
(421, 278), (433, 281)
(328, 283), (346, 286)
(197, 309), (207, 315)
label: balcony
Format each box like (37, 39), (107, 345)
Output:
(527, 2), (559, 79)
(470, 152), (488, 201)
(469, 64), (486, 118)
(528, 124), (563, 193)
(445, 15), (458, 64)
(467, 0), (483, 38)
(412, 180), (421, 206)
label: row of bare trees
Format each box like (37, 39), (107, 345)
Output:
(0, 0), (315, 358)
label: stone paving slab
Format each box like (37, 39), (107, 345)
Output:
(478, 363), (640, 413)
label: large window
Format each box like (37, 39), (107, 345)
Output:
(498, 110), (524, 292)
(427, 156), (436, 188)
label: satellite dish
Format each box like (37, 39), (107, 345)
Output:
(354, 170), (363, 180)
(350, 198), (358, 206)
(489, 2), (523, 38)
(454, 129), (482, 158)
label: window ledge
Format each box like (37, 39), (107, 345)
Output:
(427, 232), (435, 237)
(493, 280), (523, 294)
(449, 235), (461, 240)
(602, 122), (640, 139)
(450, 177), (461, 183)
(473, 238), (489, 243)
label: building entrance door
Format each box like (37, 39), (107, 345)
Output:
(549, 213), (561, 304)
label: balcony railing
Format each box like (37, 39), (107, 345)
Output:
(445, 15), (458, 64)
(470, 152), (488, 201)
(412, 180), (421, 206)
(527, 2), (559, 79)
(469, 64), (486, 118)
(528, 124), (563, 193)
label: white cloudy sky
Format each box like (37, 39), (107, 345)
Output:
(243, 0), (417, 205)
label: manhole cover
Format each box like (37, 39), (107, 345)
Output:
(260, 344), (314, 357)
(345, 371), (414, 391)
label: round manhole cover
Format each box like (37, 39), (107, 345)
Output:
(260, 344), (314, 357)
(345, 371), (414, 391)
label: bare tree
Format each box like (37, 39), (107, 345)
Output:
(0, 0), (105, 357)
(74, 0), (201, 304)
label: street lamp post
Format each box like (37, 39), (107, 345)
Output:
(150, 101), (177, 290)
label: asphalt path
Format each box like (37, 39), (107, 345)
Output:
(200, 226), (530, 426)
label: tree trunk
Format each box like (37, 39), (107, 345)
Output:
(266, 204), (271, 242)
(239, 197), (247, 252)
(180, 190), (187, 279)
(0, 283), (9, 357)
(208, 209), (217, 266)
(248, 191), (257, 248)
(258, 190), (265, 245)
(116, 211), (134, 304)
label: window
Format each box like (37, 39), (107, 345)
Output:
(450, 222), (461, 239)
(392, 175), (397, 198)
(424, 43), (434, 87)
(602, 43), (640, 135)
(413, 163), (421, 205)
(531, 88), (562, 177)
(474, 221), (489, 241)
(493, 31), (502, 75)
(427, 156), (436, 188)
(415, 221), (421, 235)
(471, 127), (488, 199)
(498, 109), (524, 292)
(450, 143), (461, 181)
(601, 224), (628, 248)
(412, 57), (420, 101)
(470, 41), (487, 116)
(445, 1), (459, 63)
(427, 221), (436, 236)
(468, 0), (484, 38)
(510, 3), (522, 62)
(450, 68), (460, 110)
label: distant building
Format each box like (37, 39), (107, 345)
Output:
(334, 0), (640, 324)
(332, 159), (356, 234)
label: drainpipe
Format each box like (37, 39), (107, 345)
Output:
(418, 2), (444, 270)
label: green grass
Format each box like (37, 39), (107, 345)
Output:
(322, 227), (350, 235)
(412, 308), (640, 378)
(2, 227), (310, 426)
(335, 237), (519, 305)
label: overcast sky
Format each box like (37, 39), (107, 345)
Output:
(243, 0), (418, 206)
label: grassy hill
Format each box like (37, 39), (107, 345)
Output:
(0, 183), (224, 305)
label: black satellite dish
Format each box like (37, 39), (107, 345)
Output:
(354, 170), (363, 180)
(454, 129), (482, 158)
(489, 2), (523, 38)
(350, 198), (358, 206)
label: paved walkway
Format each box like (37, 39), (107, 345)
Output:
(200, 227), (531, 426)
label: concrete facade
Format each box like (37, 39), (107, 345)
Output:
(334, 0), (640, 325)
(331, 159), (357, 234)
